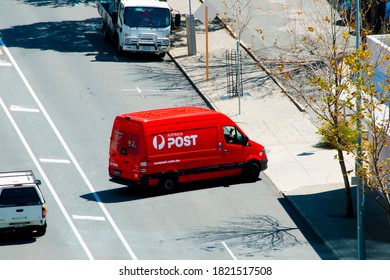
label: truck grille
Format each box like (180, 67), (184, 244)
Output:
(139, 34), (157, 44)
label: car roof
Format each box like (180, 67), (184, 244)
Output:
(0, 170), (38, 188)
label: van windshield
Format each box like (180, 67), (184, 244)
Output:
(0, 187), (41, 207)
(111, 129), (141, 156)
(124, 7), (170, 28)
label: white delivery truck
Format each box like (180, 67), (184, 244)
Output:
(98, 0), (180, 57)
(0, 170), (47, 236)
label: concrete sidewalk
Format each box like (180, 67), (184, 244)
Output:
(167, 1), (390, 260)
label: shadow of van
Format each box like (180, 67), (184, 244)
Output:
(80, 176), (262, 203)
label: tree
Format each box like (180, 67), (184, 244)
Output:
(344, 38), (390, 221)
(221, 0), (252, 40)
(220, 0), (252, 111)
(272, 0), (358, 217)
(269, 0), (390, 220)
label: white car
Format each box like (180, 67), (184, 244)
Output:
(0, 170), (47, 237)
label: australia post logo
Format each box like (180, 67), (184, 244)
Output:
(152, 133), (198, 150)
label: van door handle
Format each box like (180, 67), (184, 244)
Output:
(224, 149), (230, 152)
(124, 161), (129, 164)
(16, 209), (24, 212)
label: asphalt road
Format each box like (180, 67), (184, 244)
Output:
(0, 0), (333, 260)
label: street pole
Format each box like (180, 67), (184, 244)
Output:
(355, 0), (366, 260)
(237, 39), (241, 114)
(205, 5), (209, 81)
(186, 0), (197, 56)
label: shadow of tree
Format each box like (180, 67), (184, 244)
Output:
(0, 19), (102, 53)
(18, 0), (95, 7)
(176, 215), (300, 254)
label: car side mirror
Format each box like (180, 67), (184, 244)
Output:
(242, 136), (249, 146)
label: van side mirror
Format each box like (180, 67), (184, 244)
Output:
(242, 136), (249, 146)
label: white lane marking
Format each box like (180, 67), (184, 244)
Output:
(222, 241), (237, 260)
(72, 215), (106, 221)
(0, 61), (12, 67)
(1, 38), (138, 260)
(0, 97), (94, 260)
(39, 158), (71, 164)
(136, 87), (145, 98)
(10, 105), (40, 113)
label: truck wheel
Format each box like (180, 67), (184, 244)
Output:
(117, 43), (125, 56)
(102, 22), (110, 42)
(159, 173), (178, 193)
(34, 223), (47, 237)
(114, 34), (124, 56)
(241, 162), (260, 182)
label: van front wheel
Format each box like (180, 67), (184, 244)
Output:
(241, 162), (260, 182)
(159, 174), (178, 193)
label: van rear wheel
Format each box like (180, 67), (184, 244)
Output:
(241, 162), (260, 182)
(159, 174), (178, 193)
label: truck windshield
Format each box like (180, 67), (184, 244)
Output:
(124, 7), (170, 28)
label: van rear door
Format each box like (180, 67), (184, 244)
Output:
(109, 118), (143, 181)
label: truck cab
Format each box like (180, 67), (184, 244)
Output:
(98, 0), (180, 57)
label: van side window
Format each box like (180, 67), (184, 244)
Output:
(223, 126), (243, 145)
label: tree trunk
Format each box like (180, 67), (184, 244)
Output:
(337, 149), (355, 218)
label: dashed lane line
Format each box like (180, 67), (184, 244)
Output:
(0, 97), (94, 260)
(72, 215), (106, 221)
(10, 105), (40, 113)
(0, 38), (138, 260)
(39, 158), (71, 164)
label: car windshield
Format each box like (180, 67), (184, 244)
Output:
(124, 7), (170, 28)
(0, 187), (41, 207)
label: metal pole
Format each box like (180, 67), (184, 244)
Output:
(237, 40), (241, 114)
(186, 0), (197, 55)
(205, 6), (209, 81)
(355, 0), (366, 260)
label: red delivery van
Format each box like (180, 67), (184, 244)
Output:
(109, 106), (268, 192)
